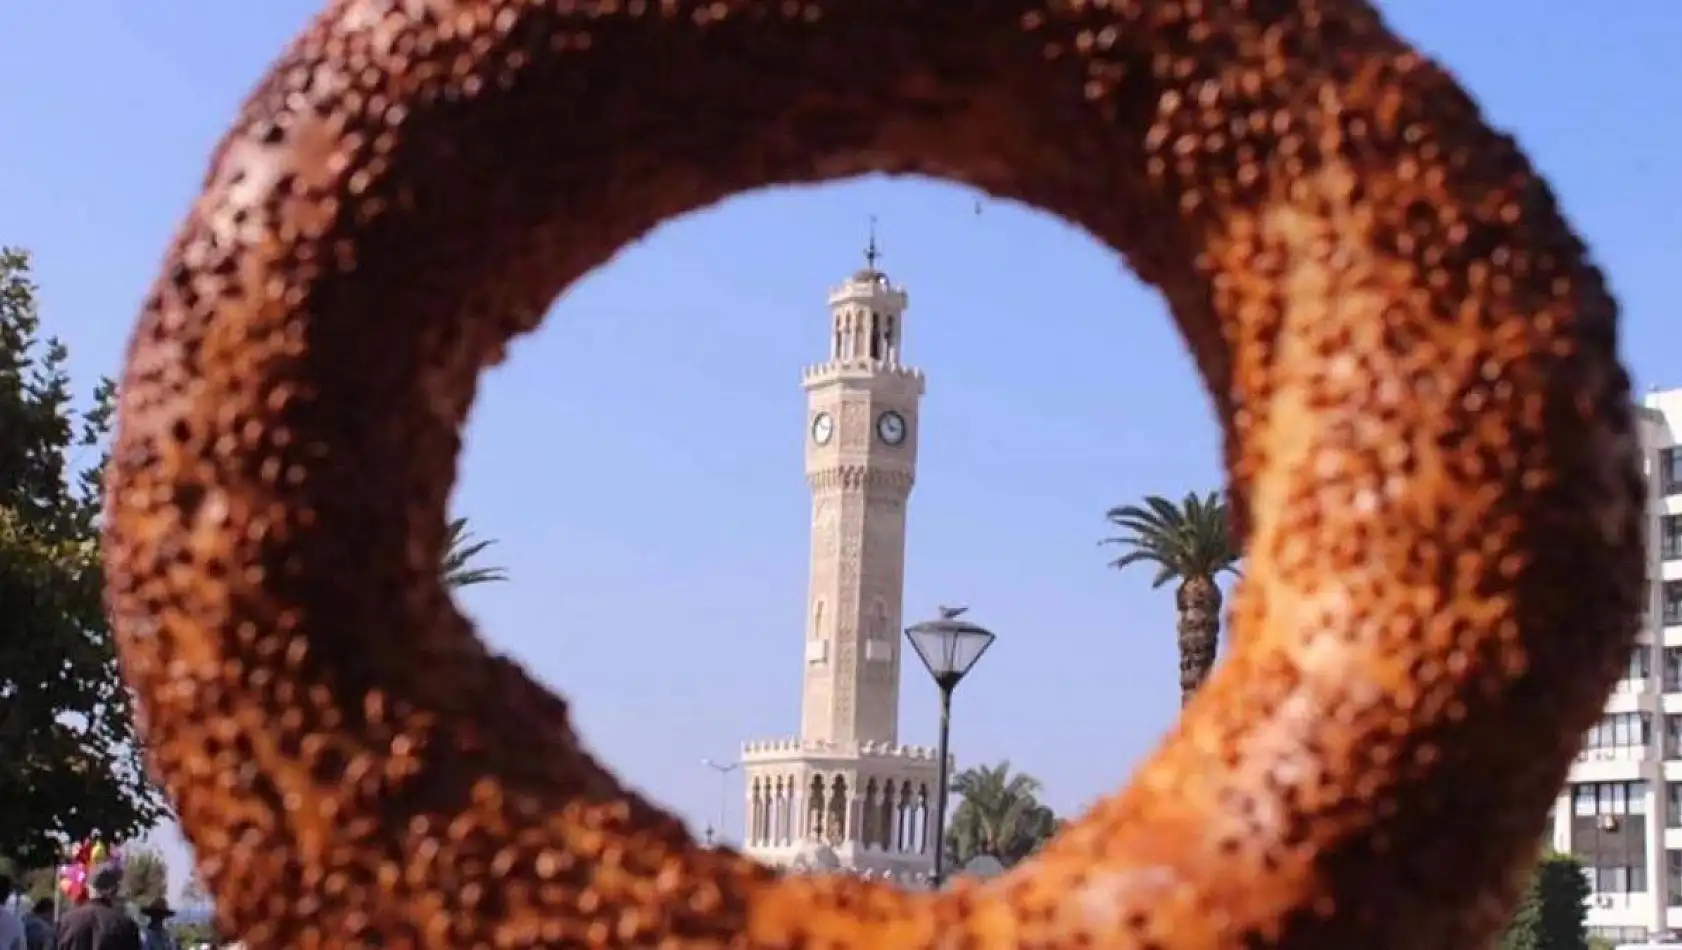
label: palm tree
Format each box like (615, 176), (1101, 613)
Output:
(944, 761), (1061, 869)
(441, 517), (509, 589)
(1101, 491), (1240, 706)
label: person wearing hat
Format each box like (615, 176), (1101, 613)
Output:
(52, 864), (138, 950)
(136, 901), (174, 950)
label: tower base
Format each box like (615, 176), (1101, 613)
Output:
(739, 737), (946, 884)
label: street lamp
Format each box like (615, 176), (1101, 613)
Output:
(904, 605), (997, 888)
(701, 758), (739, 845)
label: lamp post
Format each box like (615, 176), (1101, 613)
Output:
(904, 605), (997, 889)
(701, 758), (739, 845)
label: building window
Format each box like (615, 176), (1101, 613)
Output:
(1666, 582), (1682, 627)
(1628, 645), (1652, 682)
(1574, 781), (1651, 896)
(1665, 515), (1682, 560)
(1662, 447), (1682, 496)
(1671, 852), (1682, 905)
(1572, 781), (1648, 815)
(1574, 784), (1593, 815)
(1584, 712), (1651, 752)
(1667, 648), (1682, 691)
(1594, 864), (1648, 893)
(1669, 716), (1682, 756)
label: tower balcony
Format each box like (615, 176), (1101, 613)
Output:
(741, 736), (946, 767)
(801, 360), (925, 392)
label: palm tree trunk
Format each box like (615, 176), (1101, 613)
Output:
(1175, 575), (1223, 706)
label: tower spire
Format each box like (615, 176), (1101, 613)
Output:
(864, 215), (880, 273)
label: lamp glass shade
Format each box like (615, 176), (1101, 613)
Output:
(904, 619), (996, 683)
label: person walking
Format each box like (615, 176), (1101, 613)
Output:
(0, 874), (28, 950)
(52, 865), (138, 950)
(136, 901), (174, 950)
(23, 899), (55, 950)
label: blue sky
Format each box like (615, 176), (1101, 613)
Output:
(2, 1), (1678, 898)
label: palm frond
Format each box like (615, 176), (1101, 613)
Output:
(447, 565), (510, 588)
(1143, 494), (1187, 529)
(442, 516), (509, 589)
(1101, 489), (1240, 583)
(1104, 549), (1165, 572)
(1150, 562), (1178, 589)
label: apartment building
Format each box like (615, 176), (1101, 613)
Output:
(1555, 387), (1682, 944)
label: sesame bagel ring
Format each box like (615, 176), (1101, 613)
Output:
(102, 1), (1644, 949)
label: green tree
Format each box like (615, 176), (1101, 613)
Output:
(441, 516), (508, 589)
(0, 247), (166, 868)
(1500, 851), (1590, 950)
(943, 762), (1062, 869)
(120, 847), (169, 907)
(1101, 491), (1240, 706)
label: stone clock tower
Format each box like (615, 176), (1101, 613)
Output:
(799, 239), (923, 747)
(738, 239), (943, 883)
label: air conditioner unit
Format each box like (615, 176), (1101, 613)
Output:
(1599, 814), (1621, 831)
(1595, 895), (1615, 908)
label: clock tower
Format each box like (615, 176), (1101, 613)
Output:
(798, 236), (924, 746)
(738, 236), (942, 882)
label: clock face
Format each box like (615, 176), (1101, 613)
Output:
(811, 411), (835, 445)
(876, 410), (907, 446)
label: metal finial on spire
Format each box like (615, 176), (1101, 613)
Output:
(864, 215), (880, 271)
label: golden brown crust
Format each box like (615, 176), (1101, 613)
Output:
(102, 1), (1644, 948)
